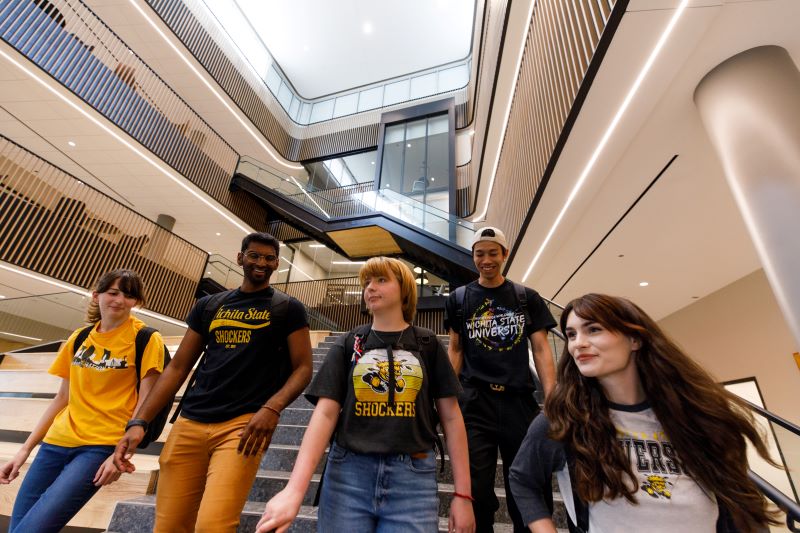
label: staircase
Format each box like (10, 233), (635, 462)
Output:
(104, 333), (568, 532)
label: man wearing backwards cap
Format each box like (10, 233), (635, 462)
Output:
(444, 226), (556, 533)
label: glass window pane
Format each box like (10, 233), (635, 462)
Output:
(410, 73), (437, 99)
(384, 123), (406, 144)
(309, 100), (334, 123)
(358, 86), (383, 111)
(289, 97), (300, 119)
(265, 66), (281, 94)
(277, 82), (293, 110)
(428, 114), (448, 136)
(406, 119), (427, 141)
(333, 93), (358, 118)
(384, 80), (410, 106)
(299, 102), (312, 123)
(438, 64), (469, 92)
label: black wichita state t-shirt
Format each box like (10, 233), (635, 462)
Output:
(444, 280), (556, 390)
(182, 287), (308, 423)
(306, 326), (460, 455)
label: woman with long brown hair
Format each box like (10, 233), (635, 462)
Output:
(509, 293), (777, 532)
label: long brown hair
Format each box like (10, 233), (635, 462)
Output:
(86, 269), (145, 323)
(545, 293), (778, 530)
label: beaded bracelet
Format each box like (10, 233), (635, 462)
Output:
(453, 492), (474, 501)
(260, 404), (281, 417)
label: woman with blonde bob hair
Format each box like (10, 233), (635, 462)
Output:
(258, 257), (474, 532)
(510, 293), (777, 532)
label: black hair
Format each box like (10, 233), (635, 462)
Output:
(241, 232), (280, 255)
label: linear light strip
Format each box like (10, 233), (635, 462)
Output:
(127, 0), (304, 172)
(522, 0), (689, 282)
(0, 45), (252, 237)
(0, 331), (43, 341)
(0, 263), (188, 327)
(474, 0), (538, 221)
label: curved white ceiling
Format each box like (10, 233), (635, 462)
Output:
(236, 0), (476, 99)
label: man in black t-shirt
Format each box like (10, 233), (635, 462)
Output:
(445, 226), (556, 533)
(114, 232), (312, 532)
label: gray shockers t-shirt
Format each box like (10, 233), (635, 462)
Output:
(509, 403), (720, 532)
(306, 326), (461, 455)
(444, 280), (556, 390)
(183, 287), (308, 423)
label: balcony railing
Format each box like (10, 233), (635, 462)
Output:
(237, 156), (476, 250)
(0, 135), (206, 319)
(0, 0), (265, 230)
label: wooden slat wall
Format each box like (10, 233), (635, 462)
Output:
(484, 0), (620, 245)
(0, 0), (267, 231)
(0, 136), (207, 319)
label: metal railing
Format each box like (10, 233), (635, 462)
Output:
(0, 135), (206, 319)
(0, 0), (266, 230)
(237, 156), (476, 249)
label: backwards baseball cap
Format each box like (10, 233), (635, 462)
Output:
(471, 226), (508, 251)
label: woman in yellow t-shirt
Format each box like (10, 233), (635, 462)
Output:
(0, 269), (165, 533)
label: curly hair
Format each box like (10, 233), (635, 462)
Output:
(545, 293), (778, 531)
(86, 269), (145, 323)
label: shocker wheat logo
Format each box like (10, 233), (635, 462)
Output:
(641, 475), (673, 499)
(352, 349), (423, 417)
(72, 345), (128, 370)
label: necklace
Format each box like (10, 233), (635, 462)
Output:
(370, 325), (410, 346)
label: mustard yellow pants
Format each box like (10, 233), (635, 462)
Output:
(154, 413), (264, 533)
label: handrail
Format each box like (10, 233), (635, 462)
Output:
(740, 399), (800, 438)
(749, 471), (800, 532)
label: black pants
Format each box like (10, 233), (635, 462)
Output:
(459, 381), (539, 533)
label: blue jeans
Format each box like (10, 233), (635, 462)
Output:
(318, 442), (439, 533)
(10, 442), (115, 533)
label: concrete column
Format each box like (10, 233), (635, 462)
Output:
(147, 214), (176, 261)
(695, 45), (800, 346)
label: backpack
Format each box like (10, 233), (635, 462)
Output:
(169, 288), (291, 423)
(72, 325), (171, 448)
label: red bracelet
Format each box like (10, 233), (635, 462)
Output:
(453, 492), (474, 501)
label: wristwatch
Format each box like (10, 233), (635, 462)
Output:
(125, 418), (149, 433)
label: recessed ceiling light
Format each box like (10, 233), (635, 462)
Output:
(206, 271), (211, 275)
(215, 232), (221, 236)
(0, 295), (5, 299)
(309, 244), (326, 248)
(67, 141), (76, 147)
(430, 178), (435, 181)
(362, 22), (373, 34)
(77, 181), (84, 186)
(639, 282), (649, 287)
(407, 143), (411, 148)
(413, 267), (423, 274)
(371, 161), (375, 165)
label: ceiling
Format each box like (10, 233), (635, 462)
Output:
(506, 0), (799, 321)
(236, 0), (477, 99)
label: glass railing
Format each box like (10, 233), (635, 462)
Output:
(204, 254), (244, 290)
(237, 156), (475, 249)
(0, 292), (187, 347)
(175, 0), (472, 125)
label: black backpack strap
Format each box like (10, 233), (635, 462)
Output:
(512, 281), (532, 326)
(134, 327), (157, 385)
(453, 286), (467, 335)
(170, 290), (232, 424)
(72, 325), (94, 354)
(564, 446), (590, 532)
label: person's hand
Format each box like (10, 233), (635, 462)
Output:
(449, 495), (475, 533)
(255, 488), (303, 533)
(0, 448), (30, 484)
(238, 408), (279, 457)
(93, 455), (123, 487)
(113, 426), (145, 473)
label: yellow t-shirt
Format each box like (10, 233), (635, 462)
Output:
(44, 316), (165, 447)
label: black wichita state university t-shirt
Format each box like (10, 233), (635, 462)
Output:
(306, 327), (460, 455)
(444, 280), (556, 390)
(182, 287), (308, 423)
